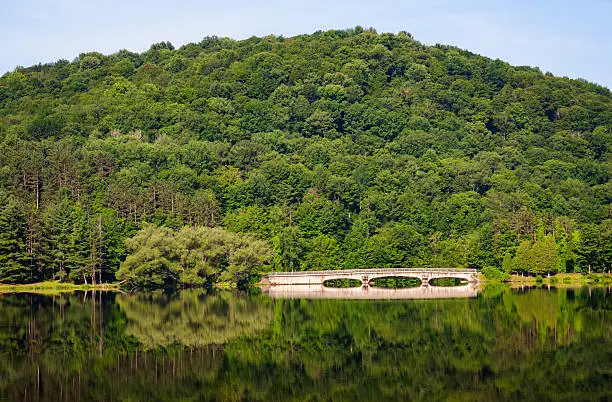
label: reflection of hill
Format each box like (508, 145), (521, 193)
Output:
(216, 288), (611, 401)
(116, 290), (273, 348)
(0, 288), (609, 401)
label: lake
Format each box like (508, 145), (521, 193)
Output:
(0, 286), (610, 401)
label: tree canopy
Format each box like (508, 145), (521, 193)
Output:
(0, 27), (610, 285)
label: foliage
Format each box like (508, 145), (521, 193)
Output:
(0, 27), (611, 284)
(481, 266), (511, 282)
(116, 225), (271, 287)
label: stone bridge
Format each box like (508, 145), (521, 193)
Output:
(262, 283), (479, 299)
(260, 268), (479, 287)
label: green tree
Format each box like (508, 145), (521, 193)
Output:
(116, 225), (180, 287)
(43, 198), (74, 280)
(0, 192), (28, 283)
(117, 225), (272, 287)
(67, 205), (93, 284)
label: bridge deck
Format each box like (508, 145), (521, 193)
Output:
(266, 268), (478, 277)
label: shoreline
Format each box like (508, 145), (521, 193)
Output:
(1, 273), (610, 295)
(504, 272), (612, 286)
(0, 281), (120, 295)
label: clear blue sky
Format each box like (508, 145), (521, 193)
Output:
(1, 0), (610, 89)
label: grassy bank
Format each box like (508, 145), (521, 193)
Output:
(507, 273), (612, 287)
(0, 281), (119, 295)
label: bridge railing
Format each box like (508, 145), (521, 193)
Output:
(266, 268), (478, 277)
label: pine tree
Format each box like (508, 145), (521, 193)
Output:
(0, 191), (29, 283)
(24, 209), (46, 281)
(574, 225), (601, 273)
(501, 251), (514, 274)
(554, 218), (569, 274)
(67, 204), (92, 284)
(43, 197), (74, 281)
(88, 214), (104, 284)
(513, 240), (533, 275)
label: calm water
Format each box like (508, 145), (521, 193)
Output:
(0, 286), (610, 401)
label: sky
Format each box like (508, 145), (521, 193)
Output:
(1, 0), (610, 89)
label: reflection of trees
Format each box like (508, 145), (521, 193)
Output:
(116, 289), (274, 348)
(0, 288), (609, 401)
(0, 291), (135, 401)
(215, 289), (611, 401)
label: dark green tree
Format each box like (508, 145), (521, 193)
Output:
(0, 192), (29, 283)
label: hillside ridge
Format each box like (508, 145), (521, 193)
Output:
(0, 27), (610, 286)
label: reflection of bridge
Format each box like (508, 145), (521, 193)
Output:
(262, 283), (479, 299)
(261, 268), (479, 287)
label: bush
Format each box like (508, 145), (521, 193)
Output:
(587, 274), (601, 283)
(535, 275), (543, 283)
(481, 267), (510, 282)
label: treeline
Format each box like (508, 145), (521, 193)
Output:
(0, 27), (611, 285)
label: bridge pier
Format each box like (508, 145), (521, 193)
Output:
(421, 276), (429, 287)
(362, 275), (369, 287)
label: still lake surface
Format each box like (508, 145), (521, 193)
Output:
(0, 286), (610, 401)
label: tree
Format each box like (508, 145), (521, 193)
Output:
(531, 234), (558, 276)
(300, 235), (342, 271)
(116, 225), (272, 288)
(271, 227), (302, 272)
(501, 251), (514, 274)
(224, 238), (272, 286)
(574, 224), (608, 273)
(512, 234), (558, 276)
(116, 225), (180, 287)
(43, 198), (74, 280)
(67, 205), (93, 284)
(0, 192), (28, 283)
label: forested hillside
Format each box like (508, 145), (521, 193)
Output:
(0, 27), (610, 286)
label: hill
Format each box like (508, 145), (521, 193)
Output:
(0, 27), (610, 286)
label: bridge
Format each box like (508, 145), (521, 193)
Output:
(260, 268), (479, 287)
(262, 283), (479, 300)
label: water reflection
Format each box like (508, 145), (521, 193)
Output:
(116, 290), (273, 349)
(0, 287), (610, 401)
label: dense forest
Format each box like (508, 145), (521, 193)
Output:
(0, 27), (610, 286)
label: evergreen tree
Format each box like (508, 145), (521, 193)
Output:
(67, 204), (92, 283)
(0, 191), (29, 283)
(501, 251), (514, 274)
(574, 224), (603, 273)
(43, 197), (74, 281)
(513, 240), (533, 275)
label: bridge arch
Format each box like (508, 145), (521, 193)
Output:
(322, 278), (361, 288)
(427, 277), (469, 287)
(368, 276), (422, 288)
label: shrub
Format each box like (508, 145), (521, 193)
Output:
(482, 267), (510, 282)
